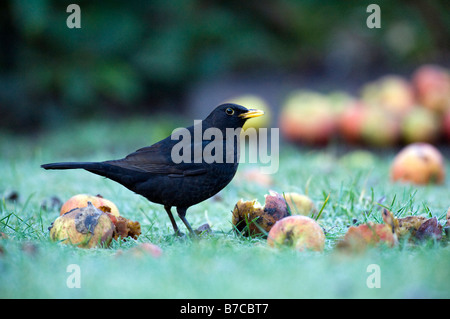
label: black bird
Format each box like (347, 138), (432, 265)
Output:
(41, 104), (264, 236)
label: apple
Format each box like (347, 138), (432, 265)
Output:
(327, 91), (356, 125)
(225, 94), (271, 130)
(267, 215), (325, 252)
(415, 217), (443, 241)
(383, 208), (443, 242)
(412, 64), (450, 113)
(396, 216), (427, 239)
(132, 243), (163, 258)
(361, 75), (415, 116)
(232, 191), (289, 237)
(360, 107), (400, 147)
(390, 143), (445, 185)
(327, 91), (355, 114)
(337, 222), (396, 252)
(400, 107), (441, 143)
(60, 194), (120, 217)
(116, 243), (163, 258)
(382, 208), (429, 241)
(283, 192), (319, 218)
(339, 101), (401, 147)
(338, 101), (366, 144)
(280, 90), (337, 145)
(49, 202), (114, 248)
(112, 216), (141, 240)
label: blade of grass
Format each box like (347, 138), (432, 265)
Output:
(315, 193), (330, 221)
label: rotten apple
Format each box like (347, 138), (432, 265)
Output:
(337, 222), (396, 252)
(60, 194), (120, 217)
(382, 209), (443, 242)
(232, 191), (289, 237)
(112, 216), (141, 240)
(49, 202), (114, 248)
(267, 215), (325, 252)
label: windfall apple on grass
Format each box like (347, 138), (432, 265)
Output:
(53, 194), (141, 246)
(50, 202), (115, 249)
(267, 215), (325, 252)
(60, 193), (120, 217)
(390, 143), (445, 185)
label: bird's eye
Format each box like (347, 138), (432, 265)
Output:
(225, 108), (234, 116)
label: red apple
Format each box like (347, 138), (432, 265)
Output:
(130, 243), (163, 258)
(60, 194), (120, 217)
(412, 64), (450, 113)
(401, 107), (441, 143)
(280, 91), (337, 145)
(360, 107), (400, 147)
(338, 101), (366, 144)
(115, 243), (163, 258)
(361, 75), (415, 116)
(337, 222), (396, 252)
(267, 215), (325, 252)
(390, 143), (445, 185)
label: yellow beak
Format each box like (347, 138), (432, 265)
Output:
(239, 109), (265, 119)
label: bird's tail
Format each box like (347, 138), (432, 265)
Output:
(41, 162), (101, 171)
(41, 161), (144, 191)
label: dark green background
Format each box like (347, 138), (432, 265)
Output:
(0, 0), (448, 131)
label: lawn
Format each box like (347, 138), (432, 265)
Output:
(0, 116), (449, 299)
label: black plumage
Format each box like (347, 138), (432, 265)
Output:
(41, 104), (264, 236)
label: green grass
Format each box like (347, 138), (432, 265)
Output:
(1, 117), (449, 298)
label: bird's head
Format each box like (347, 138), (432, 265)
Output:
(205, 103), (265, 129)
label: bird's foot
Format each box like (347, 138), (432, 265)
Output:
(170, 230), (199, 242)
(174, 229), (187, 238)
(174, 224), (211, 239)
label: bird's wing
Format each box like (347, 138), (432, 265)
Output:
(105, 139), (208, 177)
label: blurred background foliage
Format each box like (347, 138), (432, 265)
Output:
(0, 0), (448, 132)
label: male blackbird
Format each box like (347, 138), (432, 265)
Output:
(41, 104), (264, 236)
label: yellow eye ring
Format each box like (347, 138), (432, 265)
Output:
(225, 108), (234, 115)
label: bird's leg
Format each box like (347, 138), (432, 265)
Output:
(176, 207), (197, 238)
(164, 205), (182, 236)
